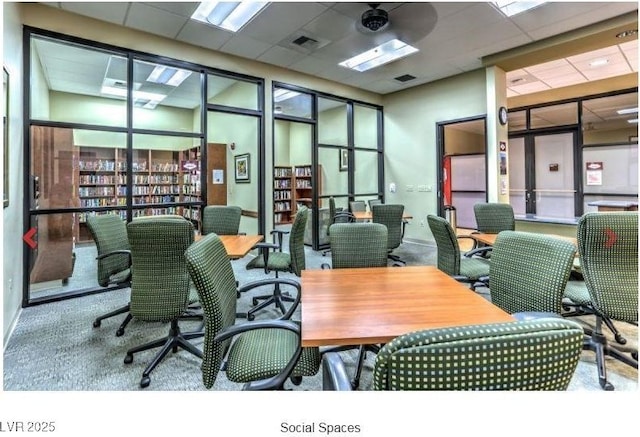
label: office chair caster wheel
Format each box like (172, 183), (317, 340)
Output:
(614, 333), (627, 345)
(93, 320), (101, 328)
(115, 327), (125, 337)
(247, 313), (255, 321)
(124, 354), (133, 364)
(632, 351), (638, 360)
(252, 298), (259, 305)
(290, 376), (302, 386)
(140, 376), (150, 389)
(600, 380), (614, 391)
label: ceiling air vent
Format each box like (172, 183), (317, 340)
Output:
(292, 35), (319, 49)
(394, 74), (416, 83)
(280, 32), (330, 54)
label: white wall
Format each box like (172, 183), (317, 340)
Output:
(382, 69), (488, 244)
(2, 1), (25, 346)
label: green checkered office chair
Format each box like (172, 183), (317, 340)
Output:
(564, 212), (638, 390)
(321, 222), (389, 389)
(489, 231), (576, 319)
(245, 206), (308, 320)
(202, 205), (242, 235)
(372, 204), (406, 266)
(368, 199), (382, 210)
(123, 217), (203, 389)
(185, 233), (321, 390)
(472, 203), (515, 253)
(321, 197), (354, 257)
(349, 200), (366, 214)
(473, 203), (515, 234)
(87, 214), (132, 337)
(323, 318), (584, 390)
(427, 214), (490, 290)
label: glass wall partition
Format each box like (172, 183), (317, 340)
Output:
(581, 92), (638, 212)
(207, 111), (261, 235)
(508, 89), (637, 221)
(25, 29), (263, 304)
(273, 83), (383, 249)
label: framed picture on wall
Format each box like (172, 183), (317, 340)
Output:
(235, 153), (250, 183)
(339, 149), (348, 172)
(3, 67), (9, 208)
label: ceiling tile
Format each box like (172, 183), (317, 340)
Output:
(142, 2), (199, 17)
(301, 8), (355, 42)
(288, 55), (331, 75)
(176, 21), (233, 51)
(61, 2), (130, 25)
(241, 2), (329, 45)
(126, 3), (189, 39)
(219, 34), (273, 59)
(544, 74), (588, 88)
(257, 46), (307, 67)
(509, 81), (552, 94)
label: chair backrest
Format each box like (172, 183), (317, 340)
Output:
(372, 204), (404, 250)
(473, 203), (515, 233)
(578, 212), (638, 322)
(349, 201), (366, 213)
(185, 233), (238, 389)
(427, 214), (461, 275)
(329, 223), (388, 269)
(489, 231), (576, 314)
(86, 214), (130, 287)
(368, 199), (382, 210)
(202, 205), (242, 235)
(289, 206), (309, 276)
(126, 217), (194, 322)
(373, 318), (584, 390)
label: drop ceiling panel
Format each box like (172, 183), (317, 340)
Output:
(125, 3), (188, 39)
(522, 3), (639, 40)
(289, 55), (333, 75)
(60, 2), (129, 25)
(141, 2), (198, 17)
(176, 21), (233, 51)
(241, 2), (329, 45)
(257, 45), (308, 67)
(301, 9), (355, 42)
(219, 34), (272, 59)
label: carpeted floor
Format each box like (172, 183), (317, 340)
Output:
(3, 237), (638, 392)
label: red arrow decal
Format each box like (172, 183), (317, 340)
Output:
(604, 228), (617, 249)
(23, 227), (37, 249)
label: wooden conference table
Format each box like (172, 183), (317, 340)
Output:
(194, 234), (263, 259)
(352, 211), (414, 221)
(301, 265), (514, 347)
(471, 232), (577, 248)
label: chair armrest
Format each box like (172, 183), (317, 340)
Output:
(250, 242), (281, 273)
(464, 246), (492, 258)
(214, 319), (302, 391)
(238, 278), (301, 320)
(270, 229), (289, 250)
(96, 249), (131, 263)
(322, 353), (353, 391)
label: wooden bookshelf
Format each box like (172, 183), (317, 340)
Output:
(274, 166), (293, 224)
(75, 146), (201, 241)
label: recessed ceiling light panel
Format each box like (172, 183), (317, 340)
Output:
(491, 1), (547, 17)
(339, 39), (418, 72)
(191, 2), (268, 32)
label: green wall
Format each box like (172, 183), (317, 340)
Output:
(383, 69), (488, 244)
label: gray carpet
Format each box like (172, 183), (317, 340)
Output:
(3, 238), (638, 391)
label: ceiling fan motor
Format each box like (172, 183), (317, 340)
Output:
(361, 4), (389, 32)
